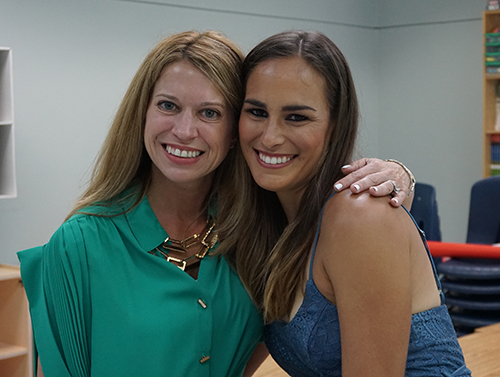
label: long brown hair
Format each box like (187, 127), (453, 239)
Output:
(217, 30), (359, 322)
(67, 30), (244, 219)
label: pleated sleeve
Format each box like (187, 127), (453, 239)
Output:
(18, 217), (92, 377)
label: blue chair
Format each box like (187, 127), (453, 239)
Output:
(410, 182), (442, 242)
(466, 176), (500, 245)
(410, 182), (442, 267)
(437, 176), (500, 335)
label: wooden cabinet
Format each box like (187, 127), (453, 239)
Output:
(483, 11), (500, 177)
(0, 265), (32, 377)
(0, 47), (17, 198)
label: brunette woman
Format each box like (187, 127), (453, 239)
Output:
(222, 30), (470, 376)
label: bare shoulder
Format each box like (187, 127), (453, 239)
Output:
(316, 189), (414, 297)
(322, 190), (405, 236)
(312, 191), (416, 308)
(315, 190), (417, 273)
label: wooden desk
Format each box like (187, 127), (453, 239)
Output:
(254, 323), (500, 376)
(254, 356), (287, 377)
(458, 322), (500, 377)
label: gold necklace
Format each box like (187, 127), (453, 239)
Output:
(148, 221), (218, 271)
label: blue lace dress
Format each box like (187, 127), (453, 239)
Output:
(264, 198), (471, 376)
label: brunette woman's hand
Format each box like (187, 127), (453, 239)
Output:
(334, 158), (414, 208)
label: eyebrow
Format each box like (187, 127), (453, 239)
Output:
(244, 98), (267, 109)
(282, 105), (316, 112)
(200, 101), (225, 108)
(244, 99), (316, 112)
(154, 93), (179, 101)
(154, 94), (225, 108)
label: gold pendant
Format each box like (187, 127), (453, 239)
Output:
(166, 256), (187, 271)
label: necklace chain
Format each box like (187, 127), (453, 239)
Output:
(148, 221), (218, 271)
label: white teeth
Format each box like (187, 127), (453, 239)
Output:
(259, 152), (292, 165)
(166, 145), (201, 158)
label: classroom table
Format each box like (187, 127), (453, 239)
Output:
(254, 355), (287, 377)
(458, 322), (500, 377)
(254, 322), (500, 376)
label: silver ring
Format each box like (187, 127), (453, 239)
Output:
(389, 180), (400, 195)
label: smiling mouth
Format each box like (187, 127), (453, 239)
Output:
(258, 151), (294, 165)
(164, 144), (203, 158)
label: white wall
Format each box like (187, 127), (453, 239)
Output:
(377, 1), (485, 243)
(0, 0), (381, 265)
(0, 0), (489, 265)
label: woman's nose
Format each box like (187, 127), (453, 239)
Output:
(171, 112), (198, 140)
(260, 119), (284, 149)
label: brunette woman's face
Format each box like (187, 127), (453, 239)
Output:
(239, 56), (330, 199)
(144, 60), (233, 188)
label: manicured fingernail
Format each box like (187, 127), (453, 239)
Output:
(372, 187), (378, 193)
(334, 183), (343, 191)
(393, 198), (399, 205)
(353, 184), (360, 192)
(342, 164), (351, 169)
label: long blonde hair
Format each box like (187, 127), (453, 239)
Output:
(217, 31), (359, 322)
(67, 30), (244, 219)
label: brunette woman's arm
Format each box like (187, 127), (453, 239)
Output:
(318, 191), (412, 376)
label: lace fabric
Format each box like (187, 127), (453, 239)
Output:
(264, 195), (471, 376)
(265, 279), (471, 376)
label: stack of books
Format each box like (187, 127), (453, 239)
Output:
(492, 134), (500, 176)
(486, 29), (500, 73)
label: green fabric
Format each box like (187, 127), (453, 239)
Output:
(18, 196), (263, 377)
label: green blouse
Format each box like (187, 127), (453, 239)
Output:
(18, 195), (263, 377)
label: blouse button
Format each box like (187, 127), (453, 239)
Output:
(200, 356), (210, 364)
(198, 298), (208, 309)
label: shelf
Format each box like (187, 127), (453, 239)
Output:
(0, 265), (32, 377)
(484, 12), (500, 177)
(0, 48), (16, 198)
(0, 265), (21, 281)
(0, 123), (16, 198)
(0, 342), (28, 361)
(0, 49), (13, 124)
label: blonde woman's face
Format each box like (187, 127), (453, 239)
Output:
(144, 60), (233, 188)
(239, 57), (330, 200)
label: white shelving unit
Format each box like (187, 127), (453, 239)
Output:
(0, 47), (16, 198)
(0, 265), (32, 377)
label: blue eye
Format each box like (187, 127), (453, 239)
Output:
(159, 101), (176, 111)
(202, 109), (219, 119)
